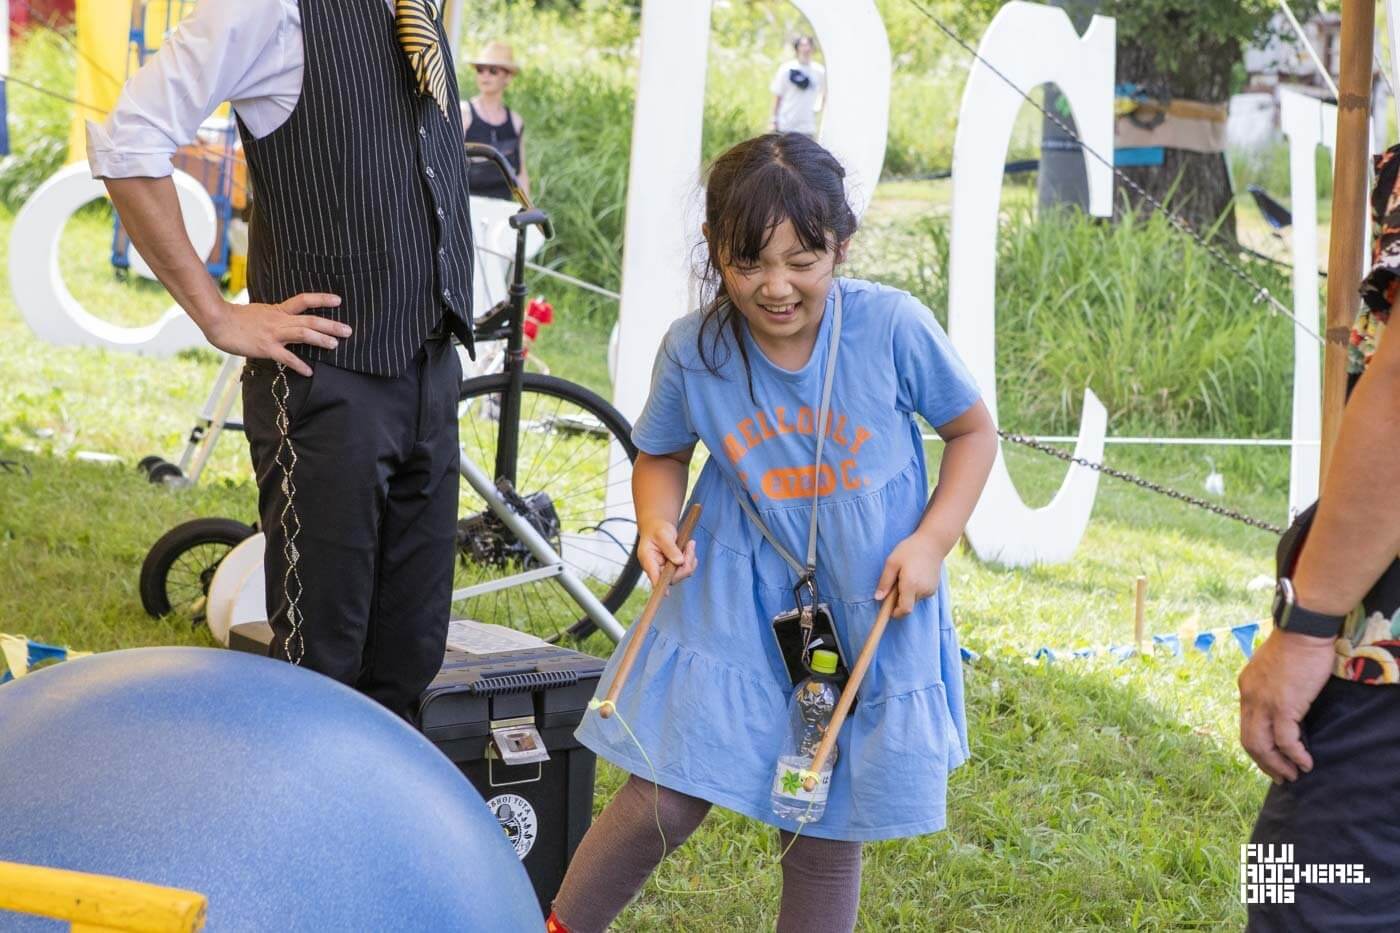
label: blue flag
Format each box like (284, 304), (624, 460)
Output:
(1153, 633), (1182, 656)
(1232, 622), (1260, 658)
(27, 639), (69, 666)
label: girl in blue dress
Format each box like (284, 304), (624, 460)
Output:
(550, 134), (996, 932)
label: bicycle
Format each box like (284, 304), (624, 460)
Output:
(141, 143), (641, 646)
(451, 142), (640, 644)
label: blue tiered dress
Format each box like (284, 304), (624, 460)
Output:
(575, 278), (982, 841)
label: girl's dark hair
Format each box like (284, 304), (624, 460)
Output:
(693, 133), (858, 395)
(793, 35), (814, 53)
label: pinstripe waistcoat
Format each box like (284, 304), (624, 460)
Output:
(239, 0), (474, 377)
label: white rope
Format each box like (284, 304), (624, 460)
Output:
(921, 432), (1317, 448)
(1276, 0), (1341, 99)
(474, 244), (622, 301)
(982, 435), (1316, 448)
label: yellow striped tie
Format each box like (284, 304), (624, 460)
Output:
(395, 0), (451, 119)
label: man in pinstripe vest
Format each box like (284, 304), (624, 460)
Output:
(90, 0), (475, 718)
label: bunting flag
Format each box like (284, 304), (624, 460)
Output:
(1153, 633), (1182, 657)
(0, 634), (91, 684)
(1016, 621), (1264, 667)
(1231, 622), (1260, 659)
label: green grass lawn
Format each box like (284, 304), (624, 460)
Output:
(1, 200), (1277, 929)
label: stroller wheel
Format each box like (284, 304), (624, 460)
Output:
(140, 517), (255, 621)
(147, 461), (186, 485)
(137, 455), (165, 476)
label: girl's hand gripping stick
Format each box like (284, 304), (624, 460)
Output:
(598, 503), (703, 719)
(801, 591), (896, 791)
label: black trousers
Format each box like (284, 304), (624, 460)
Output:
(241, 336), (461, 718)
(1247, 676), (1400, 931)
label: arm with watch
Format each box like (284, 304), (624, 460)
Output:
(1238, 311), (1400, 783)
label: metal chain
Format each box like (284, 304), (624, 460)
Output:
(904, 0), (1332, 347)
(271, 365), (306, 664)
(997, 430), (1285, 535)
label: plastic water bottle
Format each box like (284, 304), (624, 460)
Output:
(770, 649), (840, 823)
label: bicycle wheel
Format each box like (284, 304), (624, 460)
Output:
(140, 517), (256, 621)
(456, 372), (641, 642)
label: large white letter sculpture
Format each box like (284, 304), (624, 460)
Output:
(612, 0), (892, 425)
(949, 1), (1113, 566)
(1279, 90), (1329, 521)
(11, 161), (215, 354)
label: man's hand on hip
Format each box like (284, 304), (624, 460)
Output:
(207, 292), (351, 376)
(1238, 628), (1336, 783)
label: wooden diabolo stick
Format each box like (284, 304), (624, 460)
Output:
(1134, 575), (1147, 653)
(598, 503), (702, 718)
(1320, 0), (1375, 483)
(802, 592), (897, 792)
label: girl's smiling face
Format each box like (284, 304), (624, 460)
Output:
(720, 219), (846, 365)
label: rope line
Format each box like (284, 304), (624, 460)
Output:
(997, 430), (1285, 534)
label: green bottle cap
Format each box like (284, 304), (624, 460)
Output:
(810, 650), (838, 675)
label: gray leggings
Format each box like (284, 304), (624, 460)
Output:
(552, 775), (862, 932)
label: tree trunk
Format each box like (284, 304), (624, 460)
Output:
(1038, 0), (1096, 214)
(1115, 31), (1240, 241)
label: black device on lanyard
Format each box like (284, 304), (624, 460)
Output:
(771, 575), (849, 687)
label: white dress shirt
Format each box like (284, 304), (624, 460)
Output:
(87, 0), (396, 179)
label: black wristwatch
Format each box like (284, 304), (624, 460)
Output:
(1272, 577), (1348, 638)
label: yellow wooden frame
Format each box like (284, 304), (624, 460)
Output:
(0, 861), (206, 932)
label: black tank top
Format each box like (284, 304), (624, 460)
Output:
(464, 101), (521, 201)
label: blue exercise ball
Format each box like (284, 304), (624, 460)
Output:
(0, 647), (539, 931)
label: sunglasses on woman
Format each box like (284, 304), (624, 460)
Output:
(475, 65), (507, 76)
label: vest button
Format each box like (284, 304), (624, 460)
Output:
(418, 126), (427, 138)
(436, 207), (446, 218)
(425, 166), (436, 179)
(442, 288), (453, 300)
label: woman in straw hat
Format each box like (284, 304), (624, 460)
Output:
(462, 40), (529, 200)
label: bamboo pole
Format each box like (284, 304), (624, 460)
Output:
(802, 592), (897, 792)
(598, 503), (702, 718)
(1321, 0), (1376, 483)
(1134, 575), (1147, 653)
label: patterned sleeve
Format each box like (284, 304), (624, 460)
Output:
(891, 295), (982, 429)
(1359, 144), (1400, 321)
(1352, 145), (1400, 375)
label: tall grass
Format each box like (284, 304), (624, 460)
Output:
(0, 29), (75, 210)
(457, 0), (792, 326)
(858, 205), (1300, 439)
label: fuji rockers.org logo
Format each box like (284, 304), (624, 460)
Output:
(489, 793), (538, 860)
(1240, 844), (1370, 904)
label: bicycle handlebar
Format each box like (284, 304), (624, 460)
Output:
(463, 142), (554, 240)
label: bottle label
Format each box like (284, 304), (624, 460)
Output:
(772, 756), (832, 806)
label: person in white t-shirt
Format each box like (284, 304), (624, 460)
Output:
(769, 35), (825, 137)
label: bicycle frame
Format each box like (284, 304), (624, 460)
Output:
(451, 452), (627, 643)
(454, 143), (628, 645)
(462, 142), (554, 487)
